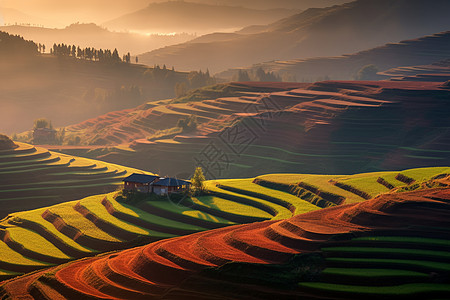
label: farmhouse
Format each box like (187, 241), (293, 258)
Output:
(33, 127), (56, 143)
(152, 178), (191, 195)
(123, 173), (191, 195)
(123, 174), (159, 193)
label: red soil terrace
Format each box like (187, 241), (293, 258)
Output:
(1, 187), (449, 299)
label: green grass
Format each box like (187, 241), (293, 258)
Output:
(298, 282), (450, 295)
(0, 240), (48, 267)
(214, 178), (320, 215)
(5, 227), (71, 260)
(353, 236), (450, 247)
(322, 246), (450, 259)
(254, 167), (450, 204)
(400, 167), (450, 181)
(105, 196), (206, 231)
(325, 257), (450, 272)
(145, 200), (235, 225)
(0, 142), (151, 217)
(78, 194), (152, 236)
(0, 164), (447, 282)
(205, 181), (293, 220)
(321, 267), (429, 278)
(9, 207), (95, 254)
(46, 204), (123, 243)
(190, 195), (273, 219)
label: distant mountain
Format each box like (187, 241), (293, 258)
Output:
(379, 59), (450, 81)
(61, 79), (450, 177)
(138, 0), (450, 73)
(190, 0), (349, 10)
(0, 30), (192, 135)
(217, 31), (450, 81)
(103, 1), (297, 34)
(1, 23), (195, 55)
(0, 6), (48, 26)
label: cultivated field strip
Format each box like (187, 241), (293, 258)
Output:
(0, 142), (147, 217)
(0, 166), (447, 282)
(0, 177), (320, 280)
(1, 186), (448, 299)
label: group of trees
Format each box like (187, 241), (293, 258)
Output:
(37, 43), (46, 53)
(177, 115), (198, 133)
(236, 67), (281, 82)
(50, 43), (134, 64)
(0, 31), (38, 57)
(175, 69), (216, 97)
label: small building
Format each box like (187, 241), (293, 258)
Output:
(123, 174), (159, 193)
(152, 178), (191, 195)
(33, 127), (57, 144)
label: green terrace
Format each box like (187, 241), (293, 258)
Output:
(0, 166), (447, 279)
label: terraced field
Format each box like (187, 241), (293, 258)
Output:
(0, 166), (447, 281)
(0, 142), (149, 218)
(217, 31), (450, 82)
(65, 80), (450, 178)
(1, 185), (448, 299)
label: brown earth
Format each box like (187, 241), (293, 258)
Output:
(1, 186), (448, 299)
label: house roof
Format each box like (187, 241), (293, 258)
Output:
(123, 173), (159, 184)
(154, 178), (191, 187)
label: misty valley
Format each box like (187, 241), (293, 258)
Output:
(0, 0), (449, 299)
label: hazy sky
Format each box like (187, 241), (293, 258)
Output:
(0, 0), (348, 28)
(0, 0), (151, 26)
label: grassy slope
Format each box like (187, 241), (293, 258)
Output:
(0, 166), (447, 281)
(0, 142), (148, 217)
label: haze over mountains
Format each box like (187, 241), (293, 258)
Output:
(0, 31), (194, 134)
(1, 23), (195, 55)
(139, 0), (450, 73)
(0, 1), (348, 27)
(104, 1), (296, 34)
(218, 31), (450, 81)
(1, 0), (450, 297)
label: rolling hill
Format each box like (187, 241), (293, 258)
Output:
(103, 1), (296, 34)
(0, 162), (447, 280)
(60, 80), (450, 178)
(0, 6), (48, 27)
(138, 0), (450, 73)
(217, 31), (450, 82)
(1, 23), (195, 56)
(174, 0), (349, 10)
(1, 183), (448, 299)
(379, 59), (450, 82)
(0, 30), (190, 135)
(0, 141), (149, 218)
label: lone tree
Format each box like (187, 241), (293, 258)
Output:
(191, 167), (205, 193)
(0, 134), (17, 150)
(357, 64), (379, 80)
(34, 118), (51, 129)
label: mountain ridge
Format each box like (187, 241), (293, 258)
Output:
(103, 1), (297, 34)
(138, 0), (450, 73)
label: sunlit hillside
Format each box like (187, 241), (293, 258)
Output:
(138, 0), (450, 73)
(1, 184), (449, 299)
(0, 141), (149, 218)
(0, 164), (447, 280)
(59, 80), (450, 178)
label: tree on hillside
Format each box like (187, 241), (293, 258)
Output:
(33, 118), (51, 129)
(191, 167), (205, 193)
(0, 134), (17, 150)
(175, 82), (188, 97)
(0, 31), (38, 57)
(357, 64), (379, 80)
(177, 115), (198, 132)
(254, 67), (281, 82)
(237, 70), (251, 81)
